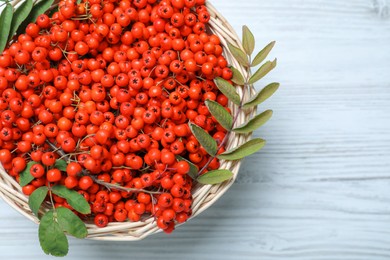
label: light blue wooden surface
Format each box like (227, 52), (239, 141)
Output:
(1, 0), (390, 259)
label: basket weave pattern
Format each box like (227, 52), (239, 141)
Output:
(0, 1), (256, 241)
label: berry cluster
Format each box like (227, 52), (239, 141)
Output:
(0, 0), (233, 233)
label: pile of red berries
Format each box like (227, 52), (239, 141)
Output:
(0, 0), (233, 233)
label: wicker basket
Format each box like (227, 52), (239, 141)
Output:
(0, 1), (256, 241)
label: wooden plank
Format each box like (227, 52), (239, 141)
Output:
(2, 183), (390, 259)
(1, 0), (390, 259)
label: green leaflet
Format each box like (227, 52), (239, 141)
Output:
(54, 159), (67, 172)
(176, 155), (198, 180)
(19, 161), (37, 187)
(205, 99), (233, 130)
(28, 186), (48, 217)
(52, 185), (91, 214)
(56, 207), (88, 239)
(248, 59), (277, 85)
(243, 83), (280, 109)
(251, 41), (276, 67)
(230, 66), (245, 86)
(214, 77), (241, 105)
(218, 138), (266, 160)
(227, 42), (249, 67)
(17, 0), (55, 35)
(8, 0), (33, 41)
(189, 122), (217, 156)
(39, 209), (69, 257)
(242, 25), (255, 56)
(0, 4), (13, 53)
(197, 169), (233, 185)
(233, 110), (273, 134)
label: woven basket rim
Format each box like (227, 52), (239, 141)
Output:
(0, 0), (257, 241)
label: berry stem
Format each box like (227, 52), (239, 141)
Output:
(90, 176), (162, 195)
(46, 140), (162, 195)
(46, 182), (57, 214)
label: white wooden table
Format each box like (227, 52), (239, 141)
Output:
(1, 0), (390, 259)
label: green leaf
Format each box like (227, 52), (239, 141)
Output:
(176, 155), (198, 180)
(233, 110), (273, 134)
(243, 83), (280, 109)
(54, 159), (67, 172)
(17, 0), (55, 35)
(0, 4), (14, 53)
(227, 42), (249, 67)
(205, 99), (233, 130)
(189, 123), (217, 156)
(47, 6), (58, 17)
(28, 186), (48, 217)
(56, 207), (88, 239)
(52, 185), (91, 214)
(197, 169), (233, 185)
(8, 0), (33, 41)
(248, 59), (277, 85)
(251, 41), (276, 67)
(218, 138), (266, 160)
(214, 77), (240, 105)
(242, 25), (255, 56)
(20, 161), (38, 187)
(230, 66), (245, 85)
(39, 209), (69, 257)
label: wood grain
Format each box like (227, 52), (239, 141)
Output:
(1, 0), (390, 259)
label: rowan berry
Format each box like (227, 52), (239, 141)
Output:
(47, 169), (62, 182)
(94, 214), (109, 228)
(114, 208), (127, 222)
(64, 176), (78, 189)
(22, 185), (36, 196)
(66, 162), (82, 177)
(41, 152), (56, 166)
(79, 176), (93, 190)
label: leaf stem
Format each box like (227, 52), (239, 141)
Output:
(47, 182), (57, 214)
(198, 66), (251, 175)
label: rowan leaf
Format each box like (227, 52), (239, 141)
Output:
(189, 122), (217, 156)
(251, 41), (276, 67)
(56, 207), (88, 239)
(20, 161), (37, 187)
(248, 59), (277, 85)
(54, 159), (67, 172)
(233, 110), (273, 134)
(214, 77), (240, 105)
(242, 25), (255, 56)
(176, 155), (198, 180)
(243, 83), (280, 109)
(218, 138), (266, 160)
(197, 169), (233, 185)
(52, 185), (91, 214)
(205, 99), (233, 130)
(230, 66), (245, 85)
(39, 209), (69, 257)
(28, 186), (48, 217)
(8, 0), (33, 41)
(227, 42), (249, 67)
(0, 4), (13, 53)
